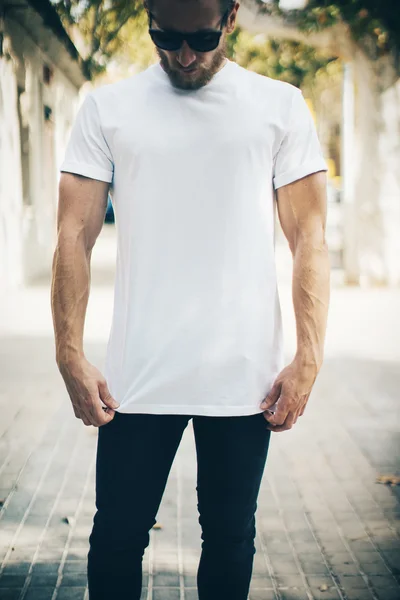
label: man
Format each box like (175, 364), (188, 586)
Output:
(51, 0), (330, 598)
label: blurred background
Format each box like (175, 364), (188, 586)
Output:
(0, 1), (399, 600)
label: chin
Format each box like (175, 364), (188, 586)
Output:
(171, 72), (210, 91)
(157, 47), (226, 91)
(162, 64), (211, 90)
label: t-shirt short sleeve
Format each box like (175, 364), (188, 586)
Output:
(273, 88), (327, 190)
(60, 93), (114, 183)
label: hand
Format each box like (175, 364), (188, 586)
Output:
(260, 359), (317, 432)
(58, 357), (119, 427)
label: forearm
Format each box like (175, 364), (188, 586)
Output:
(51, 232), (91, 367)
(292, 235), (330, 373)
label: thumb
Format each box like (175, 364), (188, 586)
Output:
(260, 381), (281, 409)
(98, 380), (119, 409)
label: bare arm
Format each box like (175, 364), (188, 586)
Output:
(278, 170), (330, 370)
(51, 173), (119, 426)
(260, 171), (330, 431)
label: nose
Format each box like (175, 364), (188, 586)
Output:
(176, 40), (196, 68)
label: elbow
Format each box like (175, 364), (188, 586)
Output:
(53, 225), (90, 261)
(293, 224), (329, 256)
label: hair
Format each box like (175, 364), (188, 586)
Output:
(221, 0), (236, 23)
(144, 0), (236, 21)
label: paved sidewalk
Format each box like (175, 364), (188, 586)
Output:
(0, 226), (399, 600)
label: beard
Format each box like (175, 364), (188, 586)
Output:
(156, 39), (227, 91)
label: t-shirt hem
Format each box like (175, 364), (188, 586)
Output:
(60, 161), (113, 183)
(273, 158), (327, 190)
(115, 403), (265, 417)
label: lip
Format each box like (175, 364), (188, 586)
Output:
(180, 67), (198, 74)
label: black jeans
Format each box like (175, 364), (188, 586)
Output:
(87, 411), (271, 600)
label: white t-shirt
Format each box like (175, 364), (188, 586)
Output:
(60, 58), (327, 417)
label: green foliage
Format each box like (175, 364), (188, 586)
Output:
(51, 0), (146, 78)
(226, 27), (335, 88)
(256, 0), (399, 65)
(110, 9), (156, 74)
(52, 0), (335, 86)
(53, 0), (399, 83)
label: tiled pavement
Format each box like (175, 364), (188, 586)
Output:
(0, 227), (399, 600)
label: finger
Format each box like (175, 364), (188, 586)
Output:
(67, 383), (85, 420)
(93, 410), (114, 428)
(290, 406), (302, 425)
(76, 392), (111, 427)
(98, 380), (120, 410)
(71, 402), (91, 427)
(99, 409), (116, 427)
(76, 398), (95, 425)
(260, 381), (282, 410)
(71, 402), (81, 420)
(266, 411), (296, 432)
(299, 393), (311, 416)
(103, 406), (115, 417)
(66, 381), (92, 424)
(87, 398), (115, 428)
(263, 396), (291, 426)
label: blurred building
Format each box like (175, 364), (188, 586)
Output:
(240, 0), (400, 287)
(0, 0), (86, 291)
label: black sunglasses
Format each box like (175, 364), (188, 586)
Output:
(148, 10), (229, 53)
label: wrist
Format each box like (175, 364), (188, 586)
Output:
(56, 345), (85, 370)
(294, 353), (321, 375)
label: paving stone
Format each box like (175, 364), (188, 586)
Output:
(1, 562), (31, 575)
(250, 575), (272, 589)
(274, 575), (305, 588)
(347, 540), (376, 552)
(56, 587), (87, 599)
(30, 573), (59, 587)
(351, 550), (381, 564)
(152, 588), (181, 600)
(381, 550), (400, 570)
(358, 558), (390, 576)
(287, 531), (316, 543)
(31, 563), (60, 575)
(338, 574), (369, 589)
(153, 572), (180, 587)
(278, 590), (309, 600)
(374, 538), (400, 552)
(62, 562), (87, 574)
(183, 574), (197, 587)
(184, 590), (199, 600)
(0, 574), (27, 588)
(60, 573), (88, 587)
(269, 558), (300, 575)
(249, 590), (277, 600)
(318, 541), (347, 553)
(297, 560), (329, 575)
(4, 548), (36, 562)
(374, 589), (400, 600)
(66, 550), (88, 561)
(305, 575), (336, 589)
(368, 574), (399, 589)
(36, 549), (64, 561)
(25, 587), (56, 600)
(333, 562), (362, 576)
(0, 590), (22, 600)
(265, 541), (292, 555)
(291, 542), (321, 555)
(308, 587), (341, 600)
(340, 588), (374, 600)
